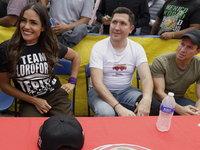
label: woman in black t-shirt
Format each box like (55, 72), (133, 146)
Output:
(0, 3), (80, 117)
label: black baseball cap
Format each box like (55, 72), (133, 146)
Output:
(181, 29), (200, 46)
(37, 114), (84, 150)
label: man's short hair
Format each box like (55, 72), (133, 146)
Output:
(111, 7), (135, 26)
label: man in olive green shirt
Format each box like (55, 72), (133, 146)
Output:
(151, 29), (200, 115)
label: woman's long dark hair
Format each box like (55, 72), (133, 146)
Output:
(6, 2), (59, 82)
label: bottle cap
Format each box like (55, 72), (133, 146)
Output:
(168, 92), (174, 97)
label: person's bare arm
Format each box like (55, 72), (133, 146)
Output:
(0, 72), (51, 114)
(52, 16), (90, 35)
(153, 77), (197, 115)
(195, 84), (200, 115)
(39, 0), (49, 7)
(101, 15), (111, 25)
(61, 48), (80, 93)
(63, 47), (80, 79)
(134, 63), (153, 116)
(91, 67), (136, 116)
(160, 24), (200, 40)
(152, 77), (167, 101)
(0, 15), (18, 27)
(150, 17), (162, 35)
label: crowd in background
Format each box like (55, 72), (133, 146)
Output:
(1, 0), (200, 45)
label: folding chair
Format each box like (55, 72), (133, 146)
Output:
(54, 59), (75, 112)
(85, 63), (91, 116)
(136, 65), (152, 89)
(14, 99), (18, 117)
(0, 91), (15, 113)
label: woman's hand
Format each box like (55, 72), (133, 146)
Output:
(61, 83), (75, 93)
(34, 98), (52, 114)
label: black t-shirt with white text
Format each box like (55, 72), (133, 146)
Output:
(0, 40), (68, 98)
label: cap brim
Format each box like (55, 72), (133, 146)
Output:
(182, 34), (199, 45)
(37, 125), (43, 149)
(39, 125), (43, 136)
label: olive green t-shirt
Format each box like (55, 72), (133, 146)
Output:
(151, 52), (200, 99)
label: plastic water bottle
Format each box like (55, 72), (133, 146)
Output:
(156, 92), (176, 132)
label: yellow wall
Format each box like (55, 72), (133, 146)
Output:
(0, 26), (198, 116)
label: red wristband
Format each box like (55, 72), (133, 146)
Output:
(113, 102), (120, 110)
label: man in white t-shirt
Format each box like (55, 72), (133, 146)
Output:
(88, 7), (153, 117)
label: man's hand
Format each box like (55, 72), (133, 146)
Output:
(195, 110), (200, 115)
(61, 83), (75, 93)
(177, 105), (199, 115)
(34, 98), (52, 114)
(115, 104), (136, 116)
(160, 32), (173, 40)
(134, 97), (151, 116)
(102, 15), (111, 25)
(51, 21), (69, 35)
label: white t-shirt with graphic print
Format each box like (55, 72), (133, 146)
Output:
(89, 37), (148, 91)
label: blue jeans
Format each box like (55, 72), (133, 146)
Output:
(152, 96), (196, 115)
(175, 97), (195, 106)
(88, 86), (142, 116)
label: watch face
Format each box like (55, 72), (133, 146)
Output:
(163, 17), (176, 30)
